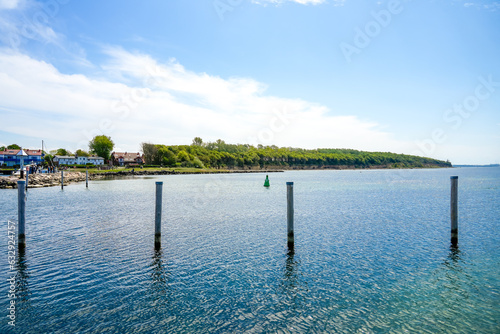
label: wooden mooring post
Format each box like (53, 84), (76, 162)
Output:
(155, 182), (163, 247)
(17, 181), (26, 245)
(287, 182), (294, 248)
(25, 168), (29, 191)
(86, 170), (89, 188)
(61, 170), (64, 190)
(450, 176), (458, 246)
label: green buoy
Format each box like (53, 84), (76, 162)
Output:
(264, 175), (270, 187)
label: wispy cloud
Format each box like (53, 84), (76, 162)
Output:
(461, 1), (500, 11)
(0, 0), (90, 68)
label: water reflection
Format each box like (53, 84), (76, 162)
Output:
(280, 247), (301, 306)
(447, 245), (461, 264)
(438, 245), (476, 303)
(16, 244), (32, 313)
(148, 248), (170, 306)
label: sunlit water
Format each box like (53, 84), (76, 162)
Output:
(1, 168), (499, 333)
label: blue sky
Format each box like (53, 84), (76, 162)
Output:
(0, 0), (499, 164)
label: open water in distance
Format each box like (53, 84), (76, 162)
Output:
(0, 168), (499, 333)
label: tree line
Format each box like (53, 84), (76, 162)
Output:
(141, 137), (452, 169)
(3, 136), (452, 169)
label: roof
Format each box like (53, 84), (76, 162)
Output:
(0, 149), (43, 156)
(0, 149), (20, 155)
(112, 152), (143, 161)
(25, 149), (43, 156)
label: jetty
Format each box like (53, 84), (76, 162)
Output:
(0, 172), (103, 189)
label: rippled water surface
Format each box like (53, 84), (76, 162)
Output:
(1, 168), (499, 333)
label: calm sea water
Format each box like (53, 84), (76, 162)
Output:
(1, 168), (499, 333)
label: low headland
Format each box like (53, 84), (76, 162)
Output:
(0, 139), (453, 189)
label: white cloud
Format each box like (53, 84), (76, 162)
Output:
(483, 2), (500, 11)
(0, 0), (89, 68)
(462, 1), (500, 11)
(0, 48), (409, 155)
(0, 0), (20, 10)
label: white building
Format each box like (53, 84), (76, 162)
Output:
(54, 155), (105, 166)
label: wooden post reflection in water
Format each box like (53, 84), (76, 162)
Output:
(155, 182), (163, 248)
(17, 181), (26, 245)
(450, 176), (458, 246)
(287, 182), (294, 248)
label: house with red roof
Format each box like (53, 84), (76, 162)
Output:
(0, 148), (44, 167)
(111, 152), (144, 166)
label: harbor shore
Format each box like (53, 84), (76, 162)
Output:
(0, 172), (96, 189)
(0, 163), (449, 189)
(0, 169), (284, 189)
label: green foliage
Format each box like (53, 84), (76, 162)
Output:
(76, 149), (90, 157)
(55, 148), (71, 156)
(192, 137), (203, 146)
(89, 135), (114, 161)
(44, 154), (54, 164)
(192, 156), (205, 168)
(139, 138), (452, 170)
(141, 143), (158, 164)
(7, 144), (21, 150)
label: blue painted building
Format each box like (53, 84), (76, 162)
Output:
(0, 149), (44, 167)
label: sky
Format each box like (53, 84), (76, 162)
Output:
(0, 0), (499, 164)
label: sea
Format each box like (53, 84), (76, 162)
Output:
(0, 167), (499, 333)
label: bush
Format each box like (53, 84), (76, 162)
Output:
(192, 157), (205, 168)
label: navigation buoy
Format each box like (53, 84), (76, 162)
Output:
(264, 175), (270, 187)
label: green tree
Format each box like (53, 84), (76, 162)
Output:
(44, 154), (54, 165)
(192, 137), (203, 146)
(76, 149), (90, 157)
(177, 150), (190, 163)
(192, 156), (205, 168)
(141, 142), (158, 165)
(89, 135), (114, 161)
(7, 144), (21, 150)
(55, 148), (71, 156)
(161, 150), (177, 166)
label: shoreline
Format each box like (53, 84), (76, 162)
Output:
(0, 169), (284, 189)
(0, 164), (452, 189)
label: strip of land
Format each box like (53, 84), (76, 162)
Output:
(0, 168), (284, 189)
(0, 162), (454, 189)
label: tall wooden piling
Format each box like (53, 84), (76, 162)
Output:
(287, 182), (294, 247)
(61, 170), (64, 190)
(155, 182), (163, 246)
(450, 176), (458, 246)
(17, 181), (26, 245)
(86, 170), (89, 188)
